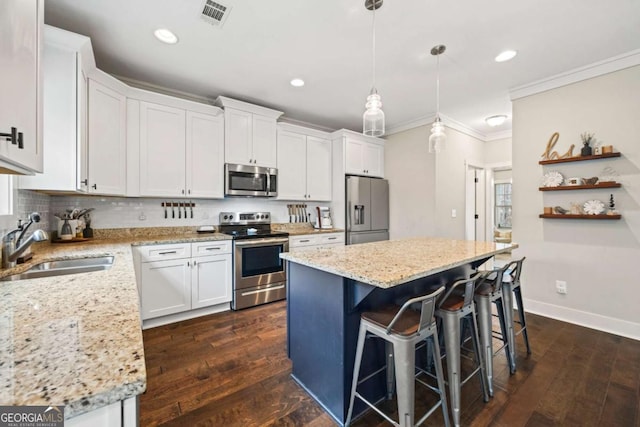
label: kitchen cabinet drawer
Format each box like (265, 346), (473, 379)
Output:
(319, 233), (344, 245)
(192, 240), (232, 257)
(289, 235), (321, 248)
(136, 243), (191, 262)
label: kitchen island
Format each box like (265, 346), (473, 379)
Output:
(280, 237), (517, 425)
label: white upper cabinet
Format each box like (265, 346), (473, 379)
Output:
(277, 124), (332, 201)
(20, 26), (95, 192)
(344, 135), (385, 178)
(0, 0), (44, 174)
(136, 94), (224, 198)
(215, 96), (283, 168)
(87, 76), (127, 195)
(186, 111), (224, 198)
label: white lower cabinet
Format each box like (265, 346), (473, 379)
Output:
(289, 232), (345, 252)
(66, 396), (137, 427)
(135, 241), (232, 322)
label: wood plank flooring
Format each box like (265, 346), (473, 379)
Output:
(140, 301), (640, 426)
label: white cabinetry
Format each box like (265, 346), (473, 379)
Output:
(277, 124), (332, 201)
(66, 396), (138, 427)
(134, 93), (224, 198)
(215, 96), (283, 168)
(345, 137), (384, 178)
(289, 232), (345, 252)
(135, 240), (232, 325)
(0, 0), (43, 174)
(20, 26), (95, 192)
(87, 74), (127, 195)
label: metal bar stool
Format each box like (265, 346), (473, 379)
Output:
(435, 273), (489, 427)
(503, 257), (531, 355)
(473, 266), (513, 396)
(346, 286), (450, 427)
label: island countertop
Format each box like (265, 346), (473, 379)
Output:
(280, 237), (518, 288)
(0, 228), (232, 418)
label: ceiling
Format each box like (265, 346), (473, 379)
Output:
(44, 0), (640, 139)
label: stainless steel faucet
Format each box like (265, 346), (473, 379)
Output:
(2, 212), (49, 269)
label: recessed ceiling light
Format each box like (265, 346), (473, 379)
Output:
(485, 115), (508, 127)
(154, 28), (179, 44)
(290, 78), (305, 87)
(495, 50), (517, 62)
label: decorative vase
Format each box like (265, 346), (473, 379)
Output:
(581, 145), (592, 156)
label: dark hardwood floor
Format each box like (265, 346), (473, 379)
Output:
(140, 301), (640, 426)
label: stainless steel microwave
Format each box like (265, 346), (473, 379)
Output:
(225, 163), (277, 197)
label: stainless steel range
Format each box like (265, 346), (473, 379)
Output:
(219, 212), (289, 310)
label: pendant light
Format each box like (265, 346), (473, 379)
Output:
(363, 0), (385, 137)
(429, 45), (447, 153)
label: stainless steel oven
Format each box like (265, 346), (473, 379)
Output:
(225, 163), (277, 197)
(233, 236), (289, 310)
(218, 211), (289, 310)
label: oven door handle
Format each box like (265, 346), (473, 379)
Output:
(240, 284), (285, 297)
(234, 237), (289, 247)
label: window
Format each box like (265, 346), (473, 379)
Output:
(495, 182), (512, 228)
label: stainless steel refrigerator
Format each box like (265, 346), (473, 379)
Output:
(346, 175), (389, 245)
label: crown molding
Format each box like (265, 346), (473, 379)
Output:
(510, 49), (640, 101)
(484, 130), (512, 142)
(386, 113), (503, 142)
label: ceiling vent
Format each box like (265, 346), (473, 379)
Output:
(200, 0), (231, 27)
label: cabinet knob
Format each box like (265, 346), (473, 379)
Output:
(188, 189), (191, 194)
(92, 184), (97, 190)
(81, 179), (88, 186)
(182, 189), (185, 195)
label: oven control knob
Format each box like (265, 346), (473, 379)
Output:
(229, 215), (233, 220)
(223, 215), (228, 220)
(265, 214), (269, 219)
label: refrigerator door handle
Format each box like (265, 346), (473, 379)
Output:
(347, 202), (351, 230)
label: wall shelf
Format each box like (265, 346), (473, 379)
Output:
(539, 214), (621, 220)
(539, 182), (621, 191)
(539, 152), (620, 165)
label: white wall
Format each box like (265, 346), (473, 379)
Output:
(385, 125), (484, 240)
(384, 126), (435, 239)
(484, 137), (512, 165)
(512, 65), (640, 339)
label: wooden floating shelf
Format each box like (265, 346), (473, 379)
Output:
(539, 214), (621, 220)
(539, 152), (621, 165)
(539, 182), (622, 191)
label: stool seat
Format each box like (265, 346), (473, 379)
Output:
(475, 282), (496, 296)
(362, 305), (420, 336)
(438, 296), (465, 311)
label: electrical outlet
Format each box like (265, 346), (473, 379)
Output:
(139, 212), (146, 221)
(556, 280), (567, 295)
(451, 209), (457, 218)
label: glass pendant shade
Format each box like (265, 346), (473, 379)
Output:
(363, 91), (385, 137)
(428, 118), (447, 153)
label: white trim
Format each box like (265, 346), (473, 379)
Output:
(214, 96), (283, 119)
(142, 303), (230, 329)
(115, 74), (213, 103)
(278, 117), (335, 133)
(277, 122), (331, 139)
(485, 130), (512, 141)
(386, 113), (512, 142)
(524, 298), (640, 341)
(510, 49), (640, 101)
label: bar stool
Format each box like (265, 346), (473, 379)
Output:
(503, 257), (531, 355)
(435, 273), (489, 427)
(345, 286), (450, 427)
(473, 266), (513, 396)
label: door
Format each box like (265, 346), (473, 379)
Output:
(139, 102), (186, 197)
(305, 136), (332, 201)
(140, 259), (191, 320)
(87, 79), (126, 195)
(370, 178), (389, 231)
(0, 0), (43, 172)
(224, 108), (252, 165)
(346, 176), (371, 232)
(276, 130), (307, 200)
(363, 143), (384, 177)
(344, 138), (364, 175)
(191, 254), (232, 308)
(252, 114), (277, 167)
(186, 111), (224, 198)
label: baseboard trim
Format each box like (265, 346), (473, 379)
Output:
(524, 298), (640, 341)
(142, 303), (230, 329)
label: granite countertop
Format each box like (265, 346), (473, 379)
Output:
(271, 223), (344, 236)
(280, 237), (518, 288)
(0, 228), (232, 419)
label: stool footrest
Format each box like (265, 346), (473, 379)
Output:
(353, 392), (399, 427)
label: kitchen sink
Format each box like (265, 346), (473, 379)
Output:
(0, 256), (114, 281)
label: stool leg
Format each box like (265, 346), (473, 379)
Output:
(431, 335), (451, 427)
(514, 286), (531, 355)
(386, 341), (395, 399)
(393, 341), (415, 427)
(470, 306), (490, 403)
(441, 312), (462, 427)
(474, 295), (494, 397)
(345, 324), (368, 426)
(500, 283), (517, 374)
